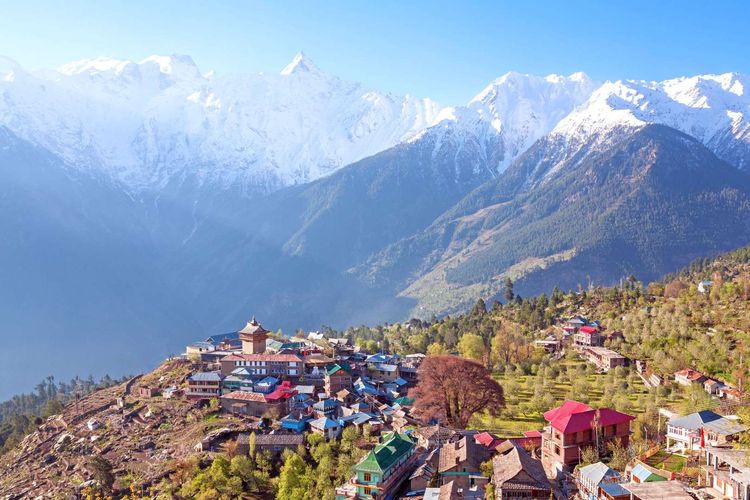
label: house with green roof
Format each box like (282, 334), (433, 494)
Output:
(336, 432), (416, 499)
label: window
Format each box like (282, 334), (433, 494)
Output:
(363, 472), (371, 482)
(363, 486), (371, 496)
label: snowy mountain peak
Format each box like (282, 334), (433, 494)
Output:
(549, 72), (750, 171)
(0, 56), (22, 81)
(0, 54), (444, 191)
(58, 56), (134, 76)
(280, 51), (320, 76)
(58, 54), (202, 81)
(470, 71), (595, 105)
(139, 54), (200, 77)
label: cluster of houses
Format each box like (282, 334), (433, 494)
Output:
(183, 317), (424, 442)
(536, 315), (630, 372)
(174, 315), (750, 499)
(337, 398), (750, 500)
(552, 315), (746, 405)
(673, 368), (744, 401)
(573, 407), (750, 500)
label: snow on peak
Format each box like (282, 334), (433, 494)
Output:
(139, 54), (199, 75)
(59, 56), (133, 76)
(447, 71), (599, 170)
(551, 72), (750, 169)
(280, 51), (321, 76)
(0, 56), (22, 81)
(0, 54), (444, 191)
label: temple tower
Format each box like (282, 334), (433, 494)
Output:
(239, 316), (269, 354)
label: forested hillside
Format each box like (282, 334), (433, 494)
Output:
(343, 242), (750, 396)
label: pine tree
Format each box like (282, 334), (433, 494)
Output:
(504, 278), (514, 303)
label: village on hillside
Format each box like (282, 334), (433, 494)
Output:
(3, 301), (750, 499)
(173, 311), (749, 499)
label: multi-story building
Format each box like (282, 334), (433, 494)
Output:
(703, 446), (750, 500)
(573, 325), (602, 348)
(369, 363), (400, 383)
(666, 410), (747, 453)
(220, 353), (304, 378)
(541, 400), (634, 474)
(325, 363), (353, 396)
(186, 371), (223, 400)
(582, 347), (629, 372)
(335, 432), (416, 499)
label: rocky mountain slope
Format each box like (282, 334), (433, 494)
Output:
(361, 125), (750, 316)
(0, 358), (246, 498)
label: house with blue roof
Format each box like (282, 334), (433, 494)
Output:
(313, 398), (340, 419)
(599, 481), (629, 500)
(365, 353), (391, 365)
(254, 376), (279, 394)
(667, 410), (747, 453)
(205, 331), (241, 349)
(309, 416), (343, 439)
(288, 393), (313, 412)
(280, 413), (312, 433)
(577, 462), (623, 500)
(353, 377), (380, 397)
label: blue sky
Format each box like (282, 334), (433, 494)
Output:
(1, 0), (748, 104)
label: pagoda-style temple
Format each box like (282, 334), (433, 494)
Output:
(239, 316), (269, 354)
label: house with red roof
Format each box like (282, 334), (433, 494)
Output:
(674, 368), (707, 387)
(574, 325), (602, 348)
(220, 385), (293, 418)
(541, 400), (634, 473)
(474, 431), (502, 450)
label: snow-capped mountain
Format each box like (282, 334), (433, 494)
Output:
(552, 73), (750, 169)
(409, 71), (599, 177)
(0, 52), (443, 191)
(4, 51), (747, 195)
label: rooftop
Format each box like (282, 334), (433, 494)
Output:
(357, 432), (414, 473)
(669, 410), (747, 435)
(631, 463), (667, 483)
(622, 481), (692, 499)
(309, 417), (341, 430)
(223, 353), (303, 363)
(238, 433), (305, 446)
(188, 371), (223, 382)
(492, 443), (550, 491)
(578, 461), (620, 486)
(220, 391), (266, 402)
(438, 435), (490, 473)
(326, 363), (352, 376)
(205, 332), (240, 343)
(543, 400), (634, 433)
(675, 368), (705, 381)
(238, 316), (269, 336)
